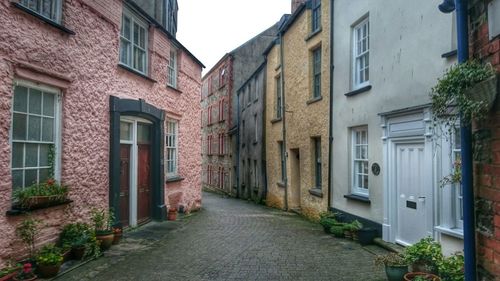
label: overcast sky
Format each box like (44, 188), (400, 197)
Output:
(177, 0), (291, 75)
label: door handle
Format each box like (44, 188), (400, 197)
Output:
(418, 196), (426, 199)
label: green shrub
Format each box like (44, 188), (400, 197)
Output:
(404, 237), (443, 273)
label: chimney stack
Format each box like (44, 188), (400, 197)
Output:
(291, 0), (308, 13)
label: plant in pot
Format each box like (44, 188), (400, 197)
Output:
(16, 217), (40, 260)
(90, 208), (115, 251)
(35, 244), (63, 278)
(403, 272), (441, 281)
(0, 260), (21, 281)
(358, 227), (378, 246)
(374, 252), (409, 281)
(329, 223), (346, 238)
(59, 222), (100, 260)
(404, 237), (443, 274)
(349, 220), (363, 241)
(319, 212), (338, 234)
(438, 252), (464, 281)
(167, 207), (177, 221)
(112, 226), (123, 245)
(431, 61), (496, 133)
(13, 178), (69, 209)
(12, 263), (36, 281)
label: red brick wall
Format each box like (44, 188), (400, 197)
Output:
(470, 0), (500, 280)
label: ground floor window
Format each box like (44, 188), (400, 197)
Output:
(166, 119), (178, 178)
(351, 127), (368, 196)
(11, 81), (60, 192)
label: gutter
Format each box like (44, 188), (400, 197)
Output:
(455, 1), (476, 280)
(327, 0), (334, 210)
(279, 33), (288, 211)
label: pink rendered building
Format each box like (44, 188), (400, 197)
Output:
(0, 0), (203, 264)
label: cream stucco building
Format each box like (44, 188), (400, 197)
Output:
(329, 0), (462, 253)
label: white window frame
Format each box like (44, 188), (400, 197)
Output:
(10, 79), (62, 192)
(311, 0), (321, 32)
(254, 114), (258, 143)
(120, 7), (149, 75)
(276, 75), (282, 119)
(19, 0), (63, 23)
(312, 46), (322, 98)
(351, 127), (369, 196)
(167, 48), (178, 88)
(166, 119), (178, 178)
(352, 16), (370, 90)
(313, 137), (322, 189)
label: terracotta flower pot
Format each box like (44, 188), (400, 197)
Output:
(0, 272), (17, 281)
(404, 272), (441, 281)
(167, 209), (177, 221)
(112, 232), (122, 245)
(96, 232), (114, 251)
(36, 263), (61, 278)
(12, 274), (37, 281)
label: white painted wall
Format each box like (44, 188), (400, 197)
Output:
(330, 0), (456, 225)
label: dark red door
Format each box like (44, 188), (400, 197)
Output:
(137, 144), (151, 224)
(119, 144), (131, 227)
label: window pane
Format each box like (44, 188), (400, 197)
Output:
(363, 162), (368, 174)
(25, 143), (38, 167)
(12, 143), (24, 168)
(137, 123), (150, 143)
(12, 170), (24, 189)
(120, 39), (130, 65)
(363, 175), (369, 189)
(39, 168), (49, 183)
(39, 144), (49, 166)
(42, 117), (54, 142)
(28, 115), (41, 141)
(43, 92), (55, 117)
(41, 0), (53, 18)
(14, 86), (28, 112)
(24, 169), (38, 186)
(133, 22), (139, 45)
(120, 122), (132, 141)
(12, 113), (27, 140)
(139, 27), (146, 49)
(29, 89), (42, 114)
(122, 16), (131, 39)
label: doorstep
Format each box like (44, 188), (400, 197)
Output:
(373, 237), (406, 254)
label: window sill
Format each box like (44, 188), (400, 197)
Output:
(435, 226), (463, 239)
(344, 194), (371, 204)
(271, 117), (282, 124)
(277, 181), (286, 188)
(441, 49), (457, 58)
(6, 199), (73, 216)
(12, 2), (75, 35)
(345, 85), (372, 97)
(309, 188), (323, 198)
(306, 96), (323, 105)
(118, 64), (157, 83)
(167, 85), (182, 94)
(305, 27), (322, 42)
(166, 176), (185, 183)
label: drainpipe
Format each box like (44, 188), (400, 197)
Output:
(236, 90), (241, 198)
(279, 33), (288, 211)
(438, 1), (476, 280)
(327, 0), (334, 210)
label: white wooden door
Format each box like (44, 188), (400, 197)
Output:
(395, 142), (429, 245)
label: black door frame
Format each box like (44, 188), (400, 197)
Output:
(109, 96), (166, 225)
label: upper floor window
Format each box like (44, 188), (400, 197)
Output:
(120, 8), (148, 74)
(19, 0), (62, 23)
(311, 0), (321, 32)
(313, 137), (322, 189)
(11, 82), (60, 191)
(352, 17), (370, 89)
(164, 0), (178, 37)
(352, 127), (368, 196)
(276, 75), (282, 119)
(167, 49), (177, 88)
(312, 47), (322, 98)
(166, 119), (178, 178)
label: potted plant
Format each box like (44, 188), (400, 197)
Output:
(16, 217), (40, 260)
(431, 61), (496, 130)
(35, 244), (63, 278)
(112, 226), (123, 245)
(13, 179), (68, 209)
(12, 263), (36, 281)
(374, 253), (409, 281)
(167, 207), (177, 221)
(329, 224), (346, 238)
(319, 212), (338, 234)
(358, 227), (378, 246)
(59, 222), (100, 260)
(404, 237), (443, 274)
(90, 208), (115, 250)
(404, 272), (441, 281)
(349, 220), (363, 241)
(438, 252), (464, 281)
(0, 261), (21, 281)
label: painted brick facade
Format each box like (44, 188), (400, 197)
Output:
(470, 1), (500, 279)
(0, 0), (201, 265)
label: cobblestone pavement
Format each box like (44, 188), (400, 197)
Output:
(58, 192), (387, 281)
